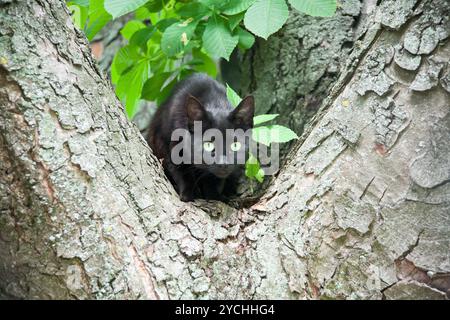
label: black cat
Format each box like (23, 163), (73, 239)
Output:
(147, 73), (254, 202)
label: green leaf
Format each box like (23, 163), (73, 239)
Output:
(142, 72), (172, 101)
(194, 20), (207, 37)
(145, 0), (165, 12)
(255, 168), (264, 183)
(236, 27), (255, 50)
(161, 18), (199, 57)
(245, 153), (264, 182)
(149, 53), (166, 74)
(226, 84), (242, 107)
(129, 26), (156, 49)
(68, 4), (88, 30)
(115, 60), (151, 118)
(155, 18), (178, 32)
(228, 12), (245, 31)
(121, 20), (146, 40)
(288, 0), (337, 17)
(157, 77), (177, 106)
(202, 15), (238, 61)
(253, 114), (279, 125)
(252, 125), (298, 146)
(222, 0), (257, 15)
(111, 46), (135, 84)
(184, 59), (205, 66)
(68, 0), (89, 7)
(192, 48), (218, 77)
(245, 153), (259, 176)
(199, 0), (229, 10)
(86, 0), (112, 41)
(104, 0), (150, 19)
(244, 0), (289, 40)
(179, 68), (195, 79)
(135, 6), (151, 19)
(177, 2), (210, 19)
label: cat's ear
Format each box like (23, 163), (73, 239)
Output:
(186, 95), (206, 124)
(230, 96), (255, 128)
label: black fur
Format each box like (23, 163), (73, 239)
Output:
(147, 73), (255, 202)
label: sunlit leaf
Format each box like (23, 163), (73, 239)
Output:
(226, 84), (242, 107)
(245, 153), (264, 183)
(121, 20), (146, 40)
(222, 0), (257, 15)
(68, 4), (88, 30)
(228, 12), (245, 31)
(253, 114), (279, 125)
(252, 125), (298, 146)
(161, 18), (199, 56)
(86, 0), (112, 41)
(111, 46), (135, 84)
(244, 0), (289, 40)
(104, 0), (150, 19)
(202, 15), (238, 61)
(115, 60), (151, 118)
(288, 0), (337, 17)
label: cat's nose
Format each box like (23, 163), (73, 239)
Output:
(213, 166), (232, 178)
(214, 170), (229, 178)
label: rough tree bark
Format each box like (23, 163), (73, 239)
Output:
(0, 0), (449, 300)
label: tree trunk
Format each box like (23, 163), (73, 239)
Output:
(0, 0), (448, 300)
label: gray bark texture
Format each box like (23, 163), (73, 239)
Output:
(0, 0), (449, 300)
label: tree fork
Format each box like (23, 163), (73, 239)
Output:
(0, 0), (449, 299)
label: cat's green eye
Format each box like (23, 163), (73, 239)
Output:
(203, 141), (215, 152)
(230, 142), (241, 152)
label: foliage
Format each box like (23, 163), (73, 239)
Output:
(245, 153), (265, 183)
(68, 0), (336, 117)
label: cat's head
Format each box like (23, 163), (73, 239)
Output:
(185, 94), (255, 178)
